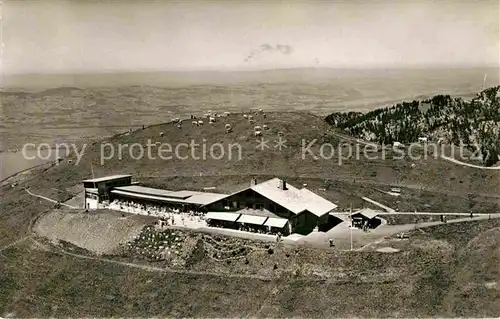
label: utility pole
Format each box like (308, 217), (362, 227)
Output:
(90, 162), (95, 184)
(350, 203), (353, 251)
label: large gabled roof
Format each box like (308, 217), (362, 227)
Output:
(255, 179), (338, 217)
(251, 178), (306, 214)
(206, 178), (337, 217)
(298, 188), (338, 217)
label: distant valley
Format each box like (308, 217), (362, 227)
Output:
(2, 67), (498, 150)
(1, 67), (498, 178)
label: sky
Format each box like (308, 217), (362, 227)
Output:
(2, 0), (499, 74)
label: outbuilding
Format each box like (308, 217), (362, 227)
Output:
(351, 208), (383, 229)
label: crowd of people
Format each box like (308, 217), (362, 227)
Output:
(206, 220), (285, 236)
(105, 199), (288, 237)
(238, 224), (272, 235)
(351, 218), (371, 232)
(106, 199), (207, 228)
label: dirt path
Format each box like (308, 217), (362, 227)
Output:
(0, 236), (32, 253)
(441, 155), (500, 170)
(356, 213), (500, 251)
(29, 237), (274, 281)
(355, 237), (387, 252)
(304, 213), (500, 250)
(24, 188), (78, 209)
(0, 206), (51, 254)
(330, 130), (500, 171)
(361, 196), (395, 212)
(335, 211), (495, 216)
(0, 207), (274, 282)
(3, 190), (496, 285)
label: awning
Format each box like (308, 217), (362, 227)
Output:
(236, 214), (267, 225)
(110, 190), (186, 204)
(264, 217), (288, 228)
(205, 212), (240, 222)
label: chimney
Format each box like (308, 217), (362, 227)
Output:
(278, 179), (287, 190)
(251, 177), (257, 187)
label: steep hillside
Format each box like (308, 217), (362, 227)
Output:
(408, 221), (500, 316)
(1, 217), (499, 317)
(7, 111), (498, 217)
(1, 111), (499, 247)
(326, 86), (500, 166)
(33, 210), (149, 254)
(1, 109), (500, 317)
(447, 228), (500, 316)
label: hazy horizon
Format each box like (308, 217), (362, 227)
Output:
(3, 67), (499, 90)
(5, 65), (500, 77)
(3, 1), (499, 75)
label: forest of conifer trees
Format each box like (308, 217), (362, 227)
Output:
(325, 86), (500, 166)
